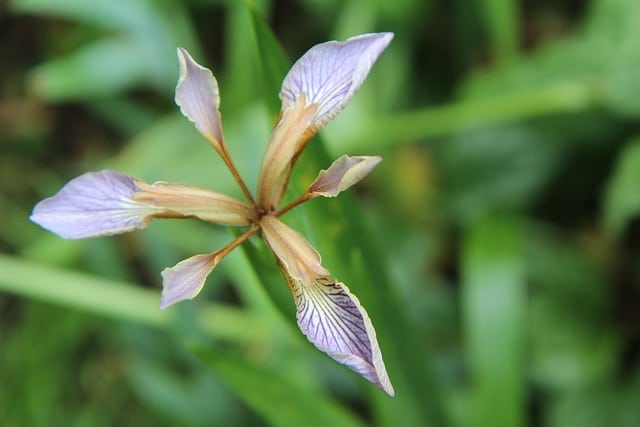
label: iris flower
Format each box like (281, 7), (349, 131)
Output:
(31, 33), (394, 395)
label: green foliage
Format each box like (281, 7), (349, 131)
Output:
(3, 0), (640, 426)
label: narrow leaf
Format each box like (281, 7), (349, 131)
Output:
(191, 346), (366, 427)
(463, 217), (526, 427)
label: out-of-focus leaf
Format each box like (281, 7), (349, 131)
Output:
(190, 346), (366, 427)
(14, 0), (200, 97)
(28, 38), (147, 101)
(126, 357), (229, 427)
(603, 137), (640, 236)
(436, 124), (560, 224)
(525, 223), (620, 390)
(0, 254), (268, 343)
(462, 216), (526, 427)
(477, 0), (519, 62)
(249, 6), (291, 116)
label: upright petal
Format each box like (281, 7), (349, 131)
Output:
(283, 272), (394, 396)
(30, 170), (160, 239)
(308, 155), (382, 198)
(160, 252), (220, 309)
(280, 33), (393, 129)
(175, 48), (224, 150)
(260, 215), (328, 285)
(257, 95), (318, 210)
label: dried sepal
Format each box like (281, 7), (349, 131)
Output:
(257, 95), (318, 210)
(260, 215), (328, 285)
(283, 272), (394, 396)
(133, 181), (256, 225)
(308, 155), (382, 198)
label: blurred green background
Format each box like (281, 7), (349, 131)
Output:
(2, 0), (640, 426)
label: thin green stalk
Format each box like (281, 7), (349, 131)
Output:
(0, 254), (268, 343)
(342, 80), (597, 151)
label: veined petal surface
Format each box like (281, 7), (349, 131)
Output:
(280, 32), (393, 128)
(283, 273), (394, 396)
(175, 48), (224, 149)
(308, 155), (382, 198)
(30, 170), (159, 239)
(160, 252), (220, 309)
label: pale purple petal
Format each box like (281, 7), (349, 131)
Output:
(175, 48), (224, 147)
(30, 170), (158, 239)
(308, 155), (382, 198)
(280, 33), (393, 128)
(260, 215), (328, 284)
(284, 273), (395, 396)
(160, 252), (220, 309)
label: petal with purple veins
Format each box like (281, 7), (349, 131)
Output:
(280, 32), (393, 129)
(282, 272), (395, 396)
(30, 170), (159, 239)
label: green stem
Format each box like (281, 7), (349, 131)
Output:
(0, 254), (268, 343)
(342, 80), (597, 151)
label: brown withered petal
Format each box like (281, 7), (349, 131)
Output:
(257, 95), (318, 211)
(260, 215), (328, 285)
(133, 181), (256, 225)
(308, 155), (382, 198)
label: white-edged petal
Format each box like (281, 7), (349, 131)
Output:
(280, 32), (393, 128)
(260, 215), (328, 285)
(284, 273), (394, 396)
(30, 170), (159, 239)
(308, 155), (382, 197)
(175, 47), (224, 148)
(160, 252), (220, 309)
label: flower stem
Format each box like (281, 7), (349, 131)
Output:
(220, 224), (261, 257)
(274, 192), (313, 218)
(219, 145), (257, 206)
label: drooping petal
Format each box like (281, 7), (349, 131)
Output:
(280, 32), (393, 129)
(133, 181), (256, 225)
(282, 272), (394, 396)
(257, 95), (318, 210)
(160, 252), (220, 309)
(260, 215), (328, 285)
(308, 155), (382, 198)
(30, 170), (160, 239)
(175, 47), (224, 150)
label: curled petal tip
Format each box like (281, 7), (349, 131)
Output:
(308, 155), (382, 198)
(175, 48), (224, 147)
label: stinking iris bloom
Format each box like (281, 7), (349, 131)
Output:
(31, 33), (394, 395)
